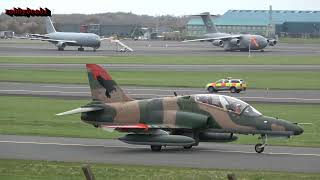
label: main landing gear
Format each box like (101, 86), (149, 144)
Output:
(255, 134), (267, 153)
(78, 47), (84, 51)
(150, 145), (162, 152)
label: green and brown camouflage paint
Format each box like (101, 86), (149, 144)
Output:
(82, 64), (303, 137)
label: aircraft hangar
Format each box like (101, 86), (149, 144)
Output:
(186, 10), (320, 37)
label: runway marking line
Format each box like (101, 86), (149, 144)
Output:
(1, 140), (320, 157)
(41, 85), (201, 92)
(0, 90), (89, 94)
(42, 85), (88, 89)
(199, 149), (320, 157)
(1, 89), (320, 102)
(239, 96), (320, 101)
(0, 90), (166, 97)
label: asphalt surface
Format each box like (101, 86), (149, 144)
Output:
(2, 63), (320, 72)
(0, 135), (319, 173)
(1, 82), (320, 104)
(1, 39), (320, 56)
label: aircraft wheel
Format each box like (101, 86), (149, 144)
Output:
(78, 47), (84, 51)
(183, 145), (193, 149)
(151, 145), (162, 152)
(58, 47), (64, 51)
(255, 143), (264, 153)
(230, 87), (237, 93)
(207, 86), (216, 93)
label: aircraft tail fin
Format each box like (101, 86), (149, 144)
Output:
(193, 12), (218, 33)
(46, 16), (56, 33)
(86, 64), (133, 103)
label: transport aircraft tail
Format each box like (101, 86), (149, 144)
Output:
(46, 16), (56, 33)
(193, 12), (218, 33)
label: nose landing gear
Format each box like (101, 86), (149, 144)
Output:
(255, 134), (267, 153)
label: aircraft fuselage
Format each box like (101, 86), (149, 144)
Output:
(204, 33), (268, 51)
(47, 32), (101, 49)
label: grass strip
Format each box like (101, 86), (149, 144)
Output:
(1, 56), (320, 65)
(0, 159), (319, 180)
(1, 69), (320, 90)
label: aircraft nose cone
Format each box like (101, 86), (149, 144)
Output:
(293, 125), (304, 135)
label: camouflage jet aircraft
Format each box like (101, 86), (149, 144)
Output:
(183, 12), (277, 51)
(57, 64), (303, 153)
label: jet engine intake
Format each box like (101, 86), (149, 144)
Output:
(230, 38), (240, 46)
(212, 40), (224, 47)
(268, 39), (277, 46)
(199, 132), (238, 142)
(56, 41), (66, 49)
(175, 111), (209, 129)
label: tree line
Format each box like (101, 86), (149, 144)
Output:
(0, 12), (189, 35)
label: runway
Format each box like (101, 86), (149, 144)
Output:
(0, 135), (319, 173)
(2, 63), (320, 72)
(1, 39), (320, 56)
(1, 82), (320, 103)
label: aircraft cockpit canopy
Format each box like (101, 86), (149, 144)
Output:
(194, 94), (262, 116)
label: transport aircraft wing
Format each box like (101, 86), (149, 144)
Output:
(37, 38), (78, 45)
(182, 35), (241, 42)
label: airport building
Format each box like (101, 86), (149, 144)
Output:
(186, 10), (320, 37)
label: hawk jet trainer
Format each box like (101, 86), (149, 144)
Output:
(183, 12), (277, 51)
(26, 17), (133, 52)
(57, 64), (303, 153)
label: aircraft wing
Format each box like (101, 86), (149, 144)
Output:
(101, 124), (171, 134)
(39, 39), (77, 43)
(56, 106), (103, 116)
(14, 34), (49, 40)
(13, 36), (29, 39)
(182, 35), (241, 42)
(37, 38), (78, 45)
(24, 34), (78, 45)
(29, 34), (50, 39)
(102, 123), (149, 132)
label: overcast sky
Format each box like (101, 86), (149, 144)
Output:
(1, 0), (320, 16)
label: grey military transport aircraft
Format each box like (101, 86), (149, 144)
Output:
(27, 17), (133, 52)
(57, 64), (304, 153)
(183, 12), (277, 51)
